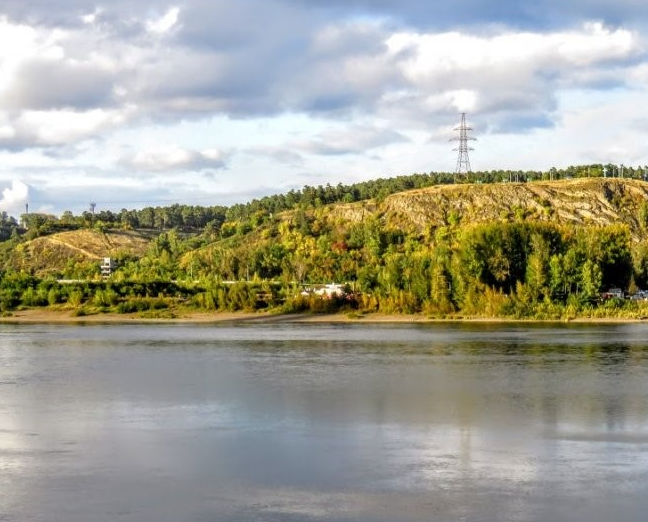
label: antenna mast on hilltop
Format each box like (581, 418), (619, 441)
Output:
(451, 112), (476, 175)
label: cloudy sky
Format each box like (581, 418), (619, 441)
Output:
(0, 0), (646, 215)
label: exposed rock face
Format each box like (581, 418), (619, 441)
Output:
(327, 178), (648, 239)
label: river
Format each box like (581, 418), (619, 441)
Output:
(1, 322), (648, 521)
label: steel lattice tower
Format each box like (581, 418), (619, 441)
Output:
(451, 113), (475, 175)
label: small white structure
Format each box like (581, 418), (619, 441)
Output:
(316, 283), (346, 297)
(301, 283), (347, 299)
(100, 257), (116, 278)
(601, 288), (624, 300)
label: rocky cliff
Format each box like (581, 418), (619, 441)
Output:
(329, 178), (648, 238)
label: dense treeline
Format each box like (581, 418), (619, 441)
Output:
(1, 218), (647, 319)
(2, 164), (648, 319)
(176, 214), (642, 318)
(0, 212), (19, 241)
(9, 163), (648, 241)
(17, 205), (228, 239)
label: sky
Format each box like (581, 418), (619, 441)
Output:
(0, 0), (647, 216)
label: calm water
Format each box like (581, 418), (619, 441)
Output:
(1, 322), (648, 521)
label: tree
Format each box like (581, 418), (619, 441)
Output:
(632, 242), (648, 289)
(429, 259), (453, 314)
(525, 233), (551, 300)
(580, 259), (602, 302)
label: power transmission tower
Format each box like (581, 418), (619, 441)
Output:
(450, 112), (476, 175)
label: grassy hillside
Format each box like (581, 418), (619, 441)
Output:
(3, 177), (648, 319)
(327, 178), (648, 239)
(174, 178), (647, 292)
(185, 177), (648, 269)
(7, 178), (648, 280)
(4, 229), (155, 277)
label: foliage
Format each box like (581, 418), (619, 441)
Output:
(2, 164), (648, 319)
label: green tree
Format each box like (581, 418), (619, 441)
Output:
(580, 259), (602, 302)
(525, 234), (551, 301)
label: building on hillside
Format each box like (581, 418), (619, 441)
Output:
(100, 257), (116, 278)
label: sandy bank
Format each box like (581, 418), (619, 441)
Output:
(0, 309), (433, 324)
(0, 308), (644, 325)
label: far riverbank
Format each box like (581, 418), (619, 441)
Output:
(0, 308), (646, 325)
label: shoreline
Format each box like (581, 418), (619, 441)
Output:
(0, 308), (645, 325)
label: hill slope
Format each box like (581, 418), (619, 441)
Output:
(328, 178), (648, 238)
(174, 178), (648, 287)
(5, 229), (155, 276)
(5, 178), (648, 279)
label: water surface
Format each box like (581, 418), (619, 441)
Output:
(1, 322), (648, 521)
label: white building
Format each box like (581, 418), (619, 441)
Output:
(100, 257), (116, 278)
(301, 283), (348, 298)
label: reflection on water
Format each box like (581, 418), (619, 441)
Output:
(1, 323), (648, 521)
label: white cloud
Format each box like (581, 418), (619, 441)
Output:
(0, 16), (133, 147)
(0, 17), (62, 93)
(0, 12), (643, 152)
(381, 23), (643, 130)
(287, 124), (409, 156)
(382, 22), (640, 122)
(81, 8), (103, 25)
(448, 90), (478, 113)
(0, 180), (29, 214)
(387, 22), (636, 76)
(147, 7), (180, 35)
(0, 108), (132, 148)
(0, 125), (16, 140)
(122, 145), (230, 172)
(0, 2), (646, 214)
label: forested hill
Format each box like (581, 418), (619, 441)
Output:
(5, 177), (648, 277)
(3, 176), (648, 319)
(3, 229), (155, 277)
(361, 177), (648, 238)
(182, 177), (648, 281)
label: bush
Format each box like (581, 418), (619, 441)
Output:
(116, 299), (149, 314)
(280, 295), (310, 313)
(116, 297), (169, 314)
(47, 287), (60, 306)
(66, 290), (84, 307)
